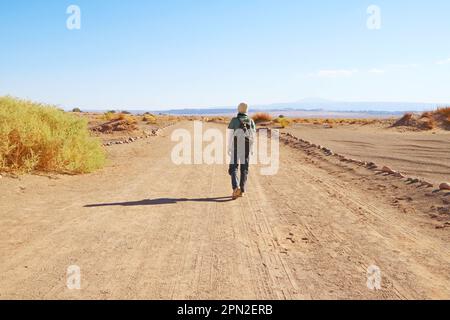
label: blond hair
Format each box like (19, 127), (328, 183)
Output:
(238, 103), (248, 114)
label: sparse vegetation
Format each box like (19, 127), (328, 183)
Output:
(436, 107), (450, 128)
(72, 108), (82, 113)
(292, 118), (380, 126)
(142, 114), (157, 124)
(274, 117), (292, 128)
(204, 116), (228, 124)
(252, 113), (273, 123)
(117, 113), (137, 123)
(103, 111), (117, 121)
(0, 96), (105, 174)
(102, 111), (137, 123)
(436, 107), (450, 117)
(93, 113), (138, 133)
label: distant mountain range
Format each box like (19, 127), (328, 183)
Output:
(154, 99), (443, 115)
(257, 99), (441, 112)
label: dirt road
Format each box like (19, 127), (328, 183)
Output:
(0, 122), (449, 299)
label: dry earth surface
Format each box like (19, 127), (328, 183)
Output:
(285, 123), (450, 185)
(0, 122), (449, 299)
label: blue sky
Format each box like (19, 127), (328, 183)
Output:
(1, 0), (450, 110)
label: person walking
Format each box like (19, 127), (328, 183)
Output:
(228, 103), (256, 200)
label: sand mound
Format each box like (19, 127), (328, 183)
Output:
(393, 108), (450, 130)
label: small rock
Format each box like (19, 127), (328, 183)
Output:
(410, 178), (420, 184)
(382, 166), (395, 174)
(366, 162), (377, 168)
(419, 181), (434, 188)
(439, 182), (450, 191)
(393, 172), (405, 178)
(437, 207), (450, 214)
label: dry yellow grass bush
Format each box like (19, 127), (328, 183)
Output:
(273, 117), (292, 128)
(142, 114), (157, 124)
(252, 113), (272, 123)
(436, 107), (450, 118)
(0, 96), (105, 174)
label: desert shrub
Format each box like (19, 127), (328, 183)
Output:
(117, 113), (131, 121)
(103, 111), (117, 121)
(143, 114), (157, 124)
(102, 112), (135, 123)
(437, 108), (450, 127)
(0, 96), (105, 174)
(72, 107), (82, 113)
(420, 111), (433, 119)
(273, 117), (292, 128)
(252, 113), (272, 123)
(280, 118), (291, 128)
(436, 107), (450, 117)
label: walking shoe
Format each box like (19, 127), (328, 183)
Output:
(232, 188), (241, 200)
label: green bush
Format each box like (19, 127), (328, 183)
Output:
(0, 96), (105, 174)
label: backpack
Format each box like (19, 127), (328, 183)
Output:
(235, 117), (254, 144)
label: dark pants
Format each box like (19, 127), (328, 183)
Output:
(228, 139), (250, 192)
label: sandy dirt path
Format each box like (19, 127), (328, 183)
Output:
(0, 122), (449, 300)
